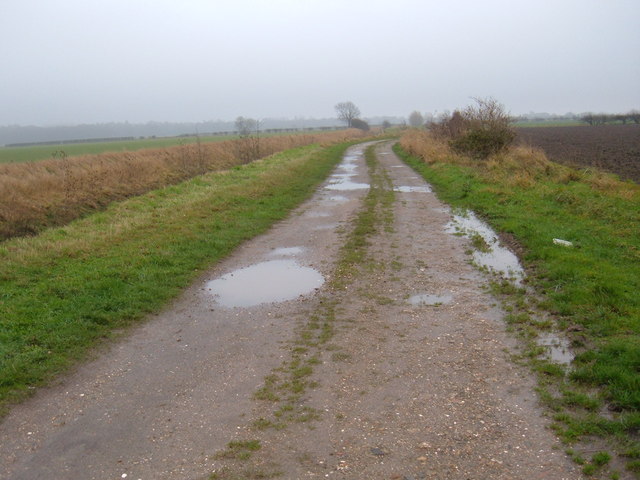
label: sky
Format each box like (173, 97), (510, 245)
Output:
(1, 0), (639, 126)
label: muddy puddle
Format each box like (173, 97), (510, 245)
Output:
(537, 332), (574, 365)
(409, 293), (453, 306)
(206, 259), (324, 308)
(445, 210), (524, 284)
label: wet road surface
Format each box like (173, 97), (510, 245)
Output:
(0, 142), (582, 479)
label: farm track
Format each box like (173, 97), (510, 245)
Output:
(0, 142), (582, 479)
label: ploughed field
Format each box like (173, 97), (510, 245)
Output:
(516, 124), (640, 183)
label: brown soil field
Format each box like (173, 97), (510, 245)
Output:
(516, 124), (640, 183)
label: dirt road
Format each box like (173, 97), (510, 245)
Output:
(0, 142), (582, 479)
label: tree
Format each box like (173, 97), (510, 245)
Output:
(408, 110), (425, 127)
(235, 116), (257, 136)
(335, 101), (360, 128)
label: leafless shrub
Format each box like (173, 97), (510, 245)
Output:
(429, 97), (516, 159)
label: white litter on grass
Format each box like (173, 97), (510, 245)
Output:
(393, 185), (432, 193)
(553, 238), (573, 247)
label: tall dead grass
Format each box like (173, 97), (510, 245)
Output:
(399, 129), (639, 198)
(0, 130), (367, 240)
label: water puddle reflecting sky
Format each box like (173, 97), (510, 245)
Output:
(326, 195), (348, 203)
(325, 149), (370, 191)
(537, 332), (574, 365)
(326, 180), (370, 191)
(206, 259), (324, 308)
(446, 210), (524, 284)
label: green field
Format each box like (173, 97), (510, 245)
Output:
(0, 134), (237, 164)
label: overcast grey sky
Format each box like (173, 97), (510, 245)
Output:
(1, 0), (639, 126)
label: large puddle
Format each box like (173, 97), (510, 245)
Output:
(325, 149), (370, 191)
(446, 210), (524, 284)
(206, 259), (324, 308)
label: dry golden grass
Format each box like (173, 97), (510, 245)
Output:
(0, 130), (367, 240)
(399, 129), (639, 200)
(398, 129), (452, 165)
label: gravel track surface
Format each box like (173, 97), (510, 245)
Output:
(0, 142), (582, 479)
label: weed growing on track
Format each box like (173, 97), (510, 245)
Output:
(395, 131), (640, 477)
(0, 143), (357, 414)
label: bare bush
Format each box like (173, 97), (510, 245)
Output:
(429, 97), (516, 159)
(351, 118), (370, 131)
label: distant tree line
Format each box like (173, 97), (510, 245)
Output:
(1, 112), (408, 146)
(4, 136), (136, 148)
(580, 111), (640, 126)
(3, 126), (342, 148)
(0, 119), (343, 146)
(409, 110), (640, 128)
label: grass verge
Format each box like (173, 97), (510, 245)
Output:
(394, 134), (640, 477)
(0, 143), (354, 414)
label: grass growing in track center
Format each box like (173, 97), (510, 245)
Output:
(395, 132), (640, 476)
(0, 142), (353, 414)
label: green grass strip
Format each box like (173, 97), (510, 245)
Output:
(0, 143), (352, 412)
